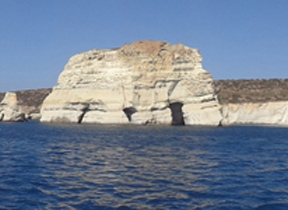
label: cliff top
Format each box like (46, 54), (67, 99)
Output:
(118, 40), (197, 59)
(121, 41), (167, 56)
(214, 79), (288, 104)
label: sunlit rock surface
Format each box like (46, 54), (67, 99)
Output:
(0, 92), (26, 122)
(40, 41), (222, 125)
(221, 102), (288, 126)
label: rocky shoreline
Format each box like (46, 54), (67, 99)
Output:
(0, 89), (51, 121)
(1, 41), (288, 126)
(1, 79), (288, 125)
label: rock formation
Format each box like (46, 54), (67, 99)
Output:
(40, 41), (222, 125)
(0, 92), (26, 122)
(215, 79), (288, 126)
(16, 89), (52, 119)
(221, 102), (288, 126)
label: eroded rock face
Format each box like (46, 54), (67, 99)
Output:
(0, 92), (26, 122)
(40, 41), (222, 125)
(221, 102), (288, 126)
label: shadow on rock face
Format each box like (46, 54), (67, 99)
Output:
(123, 107), (137, 122)
(169, 102), (185, 125)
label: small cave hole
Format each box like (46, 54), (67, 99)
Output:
(78, 106), (89, 124)
(169, 102), (185, 125)
(123, 107), (137, 122)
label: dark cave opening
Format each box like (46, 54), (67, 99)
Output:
(169, 102), (185, 125)
(78, 106), (89, 124)
(123, 107), (137, 122)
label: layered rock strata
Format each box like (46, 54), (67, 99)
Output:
(0, 92), (26, 122)
(40, 41), (222, 125)
(221, 102), (288, 126)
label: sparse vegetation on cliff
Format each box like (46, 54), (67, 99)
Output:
(0, 93), (4, 102)
(214, 79), (288, 104)
(0, 88), (51, 113)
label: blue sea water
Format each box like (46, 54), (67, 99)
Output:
(0, 122), (288, 210)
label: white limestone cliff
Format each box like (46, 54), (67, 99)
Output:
(0, 92), (26, 122)
(40, 41), (222, 125)
(221, 102), (288, 126)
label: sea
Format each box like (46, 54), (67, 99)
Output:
(0, 121), (288, 210)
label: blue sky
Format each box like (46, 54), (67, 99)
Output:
(0, 0), (288, 92)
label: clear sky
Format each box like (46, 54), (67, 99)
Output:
(1, 0), (288, 92)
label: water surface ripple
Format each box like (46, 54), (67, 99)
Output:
(0, 122), (288, 209)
